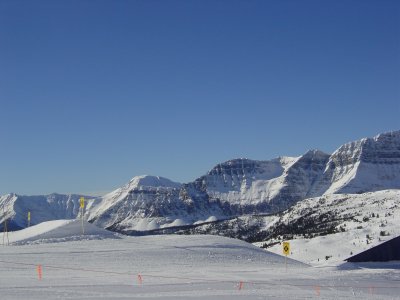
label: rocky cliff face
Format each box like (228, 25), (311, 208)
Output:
(186, 152), (331, 215)
(188, 157), (294, 214)
(313, 131), (400, 195)
(267, 150), (330, 212)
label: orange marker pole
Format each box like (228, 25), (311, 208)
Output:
(314, 285), (320, 296)
(37, 265), (42, 280)
(369, 286), (374, 295)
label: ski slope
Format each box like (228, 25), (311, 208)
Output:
(0, 221), (399, 299)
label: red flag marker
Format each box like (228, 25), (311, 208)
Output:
(238, 281), (244, 291)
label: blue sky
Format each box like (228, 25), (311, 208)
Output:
(1, 0), (399, 195)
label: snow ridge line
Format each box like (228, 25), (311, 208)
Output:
(0, 259), (399, 290)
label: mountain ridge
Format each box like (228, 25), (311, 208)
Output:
(1, 130), (400, 234)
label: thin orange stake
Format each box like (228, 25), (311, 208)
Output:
(368, 286), (375, 295)
(37, 265), (42, 280)
(314, 285), (320, 296)
(137, 274), (143, 285)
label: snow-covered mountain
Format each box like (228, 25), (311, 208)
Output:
(86, 175), (225, 231)
(0, 193), (97, 231)
(1, 130), (400, 235)
(316, 131), (400, 194)
(184, 150), (331, 216)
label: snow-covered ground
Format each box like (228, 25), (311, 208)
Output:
(257, 190), (400, 267)
(0, 221), (399, 299)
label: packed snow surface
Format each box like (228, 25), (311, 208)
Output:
(0, 220), (399, 299)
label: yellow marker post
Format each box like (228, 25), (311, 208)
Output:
(80, 197), (85, 209)
(80, 197), (85, 235)
(28, 211), (31, 227)
(283, 241), (290, 271)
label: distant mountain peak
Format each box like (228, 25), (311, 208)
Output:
(319, 130), (400, 195)
(303, 149), (329, 156)
(127, 175), (182, 190)
(372, 130), (400, 141)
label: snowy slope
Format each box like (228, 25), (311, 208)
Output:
(0, 227), (399, 299)
(255, 190), (400, 266)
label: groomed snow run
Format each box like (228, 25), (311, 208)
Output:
(0, 220), (399, 299)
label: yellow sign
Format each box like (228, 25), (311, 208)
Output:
(28, 211), (31, 221)
(80, 197), (85, 209)
(283, 241), (290, 256)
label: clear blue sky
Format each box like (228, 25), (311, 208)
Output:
(1, 0), (399, 196)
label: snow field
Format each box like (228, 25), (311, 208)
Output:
(0, 220), (399, 299)
(260, 190), (400, 266)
